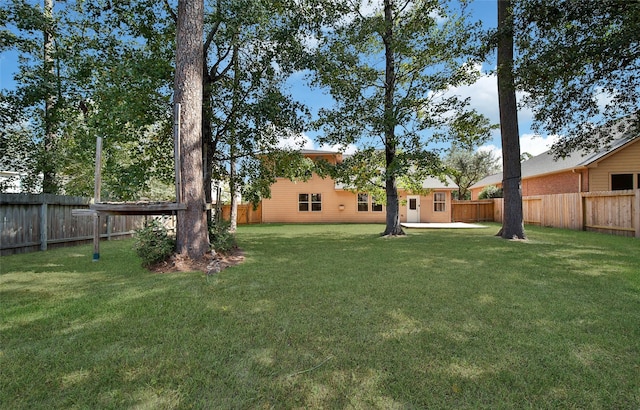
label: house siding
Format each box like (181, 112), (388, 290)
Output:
(470, 186), (486, 199)
(262, 173), (453, 224)
(262, 174), (386, 223)
(398, 192), (452, 223)
(588, 138), (640, 191)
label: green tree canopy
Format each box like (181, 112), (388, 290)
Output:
(514, 0), (640, 156)
(444, 145), (499, 200)
(312, 0), (485, 235)
(1, 0), (176, 198)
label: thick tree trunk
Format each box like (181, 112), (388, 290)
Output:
(174, 0), (210, 258)
(42, 0), (57, 194)
(202, 69), (214, 223)
(497, 0), (525, 239)
(381, 0), (404, 237)
(229, 156), (238, 232)
(384, 173), (404, 236)
(228, 42), (241, 234)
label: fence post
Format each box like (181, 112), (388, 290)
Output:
(93, 136), (103, 261)
(580, 193), (586, 232)
(106, 215), (112, 240)
(40, 197), (47, 251)
(635, 189), (640, 238)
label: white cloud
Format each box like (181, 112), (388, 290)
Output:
(318, 142), (358, 155)
(278, 133), (358, 155)
(478, 143), (502, 160)
(277, 133), (315, 150)
(443, 71), (534, 130)
(519, 133), (559, 156)
(359, 0), (380, 17)
(479, 133), (559, 162)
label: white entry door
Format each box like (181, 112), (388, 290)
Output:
(407, 195), (420, 223)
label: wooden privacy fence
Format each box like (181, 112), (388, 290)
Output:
(1, 193), (145, 256)
(452, 200), (495, 222)
(220, 202), (262, 225)
(453, 189), (640, 238)
(522, 193), (583, 230)
(582, 190), (639, 237)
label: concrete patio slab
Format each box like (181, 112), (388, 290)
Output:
(401, 222), (488, 229)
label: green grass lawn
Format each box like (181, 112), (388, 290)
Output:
(1, 223), (639, 409)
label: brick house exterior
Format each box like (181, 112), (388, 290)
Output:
(471, 124), (639, 198)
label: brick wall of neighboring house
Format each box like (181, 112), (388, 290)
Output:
(471, 169), (590, 199)
(521, 169), (589, 196)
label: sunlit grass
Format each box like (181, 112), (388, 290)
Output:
(1, 224), (639, 408)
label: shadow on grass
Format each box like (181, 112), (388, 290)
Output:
(2, 225), (639, 408)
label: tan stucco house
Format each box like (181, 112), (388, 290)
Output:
(261, 150), (456, 224)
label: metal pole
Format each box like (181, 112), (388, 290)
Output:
(93, 136), (102, 261)
(174, 103), (182, 204)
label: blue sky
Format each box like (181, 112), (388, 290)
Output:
(0, 0), (558, 159)
(278, 0), (558, 158)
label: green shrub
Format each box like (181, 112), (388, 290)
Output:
(208, 219), (236, 254)
(133, 219), (176, 267)
(478, 185), (503, 199)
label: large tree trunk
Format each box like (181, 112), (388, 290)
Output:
(228, 42), (241, 234)
(497, 0), (525, 239)
(381, 0), (404, 236)
(175, 0), (210, 258)
(42, 0), (57, 194)
(202, 68), (214, 223)
(229, 156), (238, 232)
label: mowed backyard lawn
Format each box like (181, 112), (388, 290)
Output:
(1, 223), (639, 409)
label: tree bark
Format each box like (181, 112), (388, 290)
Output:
(175, 0), (210, 258)
(229, 156), (238, 232)
(497, 0), (525, 239)
(382, 0), (404, 236)
(202, 66), (214, 223)
(228, 41), (241, 233)
(42, 0), (57, 194)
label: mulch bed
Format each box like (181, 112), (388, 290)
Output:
(149, 247), (245, 274)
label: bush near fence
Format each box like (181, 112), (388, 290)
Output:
(0, 193), (147, 256)
(453, 189), (640, 238)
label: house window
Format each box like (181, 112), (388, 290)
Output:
(433, 192), (446, 212)
(299, 194), (309, 211)
(357, 193), (369, 212)
(299, 193), (322, 211)
(372, 196), (383, 212)
(611, 174), (634, 191)
(311, 193), (322, 211)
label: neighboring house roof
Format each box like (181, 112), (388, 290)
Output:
(299, 149), (340, 155)
(336, 175), (456, 191)
(473, 120), (638, 188)
(421, 175), (457, 189)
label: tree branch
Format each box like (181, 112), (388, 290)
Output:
(162, 0), (176, 22)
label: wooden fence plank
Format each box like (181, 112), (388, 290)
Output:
(634, 189), (640, 238)
(454, 190), (637, 238)
(220, 203), (262, 225)
(452, 200), (494, 222)
(1, 193), (146, 256)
